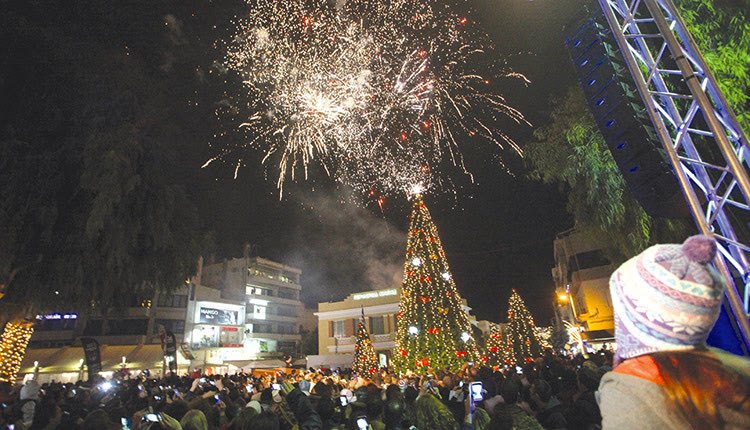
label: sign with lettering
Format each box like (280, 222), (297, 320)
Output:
(353, 289), (398, 301)
(198, 307), (239, 325)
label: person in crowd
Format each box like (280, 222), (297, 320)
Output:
(598, 235), (750, 429)
(490, 377), (543, 430)
(530, 380), (566, 430)
(18, 239), (749, 430)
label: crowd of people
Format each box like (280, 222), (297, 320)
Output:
(1, 351), (610, 430)
(0, 235), (748, 430)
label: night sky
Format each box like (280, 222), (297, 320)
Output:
(197, 0), (584, 325)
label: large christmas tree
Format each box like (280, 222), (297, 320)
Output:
(505, 290), (543, 363)
(485, 323), (510, 370)
(352, 311), (379, 375)
(393, 192), (478, 374)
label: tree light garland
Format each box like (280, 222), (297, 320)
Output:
(505, 290), (543, 363)
(393, 193), (478, 374)
(0, 322), (35, 383)
(352, 316), (379, 375)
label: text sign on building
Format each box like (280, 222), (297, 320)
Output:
(352, 289), (398, 301)
(198, 307), (239, 325)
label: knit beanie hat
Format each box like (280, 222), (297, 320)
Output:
(610, 235), (725, 360)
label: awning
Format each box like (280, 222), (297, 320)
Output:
(19, 348), (61, 375)
(122, 345), (164, 371)
(100, 345), (135, 371)
(37, 347), (87, 374)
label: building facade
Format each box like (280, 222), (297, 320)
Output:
(552, 229), (616, 347)
(200, 256), (303, 360)
(311, 287), (477, 369)
(20, 256), (305, 381)
(312, 288), (401, 369)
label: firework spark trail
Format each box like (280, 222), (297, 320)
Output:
(214, 0), (530, 198)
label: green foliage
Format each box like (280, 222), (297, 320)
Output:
(549, 325), (570, 352)
(300, 327), (319, 355)
(0, 1), (214, 314)
(353, 318), (379, 375)
(526, 87), (689, 262)
(392, 197), (479, 374)
(505, 291), (543, 363)
(675, 0), (750, 132)
(526, 0), (748, 262)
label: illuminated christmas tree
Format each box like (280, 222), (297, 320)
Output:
(0, 322), (34, 383)
(505, 290), (542, 363)
(393, 190), (478, 374)
(485, 323), (510, 369)
(352, 311), (379, 375)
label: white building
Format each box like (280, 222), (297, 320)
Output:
(200, 256), (303, 362)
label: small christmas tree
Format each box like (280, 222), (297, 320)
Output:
(485, 323), (509, 369)
(505, 290), (542, 364)
(352, 311), (379, 375)
(393, 191), (478, 374)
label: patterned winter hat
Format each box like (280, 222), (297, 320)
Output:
(610, 235), (725, 360)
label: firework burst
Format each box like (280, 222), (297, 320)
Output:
(211, 0), (529, 198)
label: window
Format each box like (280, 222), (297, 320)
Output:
(332, 320), (346, 338)
(369, 316), (385, 335)
(568, 250), (611, 272)
(247, 286), (273, 297)
(276, 306), (296, 317)
(157, 294), (188, 308)
(278, 287), (297, 300)
(35, 318), (77, 331)
(153, 319), (185, 334)
(278, 324), (297, 335)
(253, 323), (271, 334)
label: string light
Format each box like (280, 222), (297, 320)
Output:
(505, 291), (543, 363)
(393, 194), (478, 374)
(0, 322), (34, 383)
(485, 323), (510, 369)
(352, 317), (379, 375)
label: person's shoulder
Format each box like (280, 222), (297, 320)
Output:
(708, 347), (750, 377)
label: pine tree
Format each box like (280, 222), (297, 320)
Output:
(485, 323), (510, 370)
(393, 192), (478, 374)
(352, 312), (379, 375)
(505, 290), (543, 364)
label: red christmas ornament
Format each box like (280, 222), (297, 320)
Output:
(421, 358), (429, 366)
(415, 359), (422, 367)
(489, 347), (498, 353)
(480, 356), (488, 363)
(455, 350), (467, 358)
(406, 271), (414, 277)
(399, 349), (407, 356)
(397, 311), (404, 319)
(424, 276), (432, 282)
